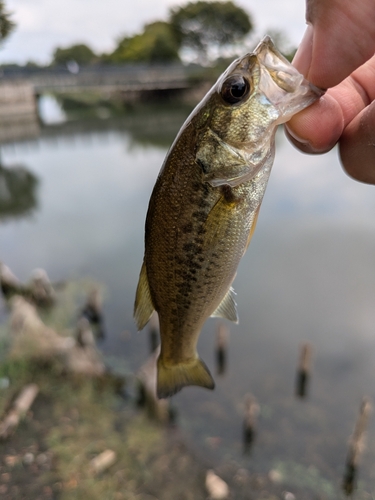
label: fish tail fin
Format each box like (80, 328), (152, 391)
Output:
(157, 356), (215, 399)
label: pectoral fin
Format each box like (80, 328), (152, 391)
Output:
(211, 286), (238, 323)
(134, 261), (154, 330)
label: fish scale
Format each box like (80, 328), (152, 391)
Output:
(134, 36), (324, 398)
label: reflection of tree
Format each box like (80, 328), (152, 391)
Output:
(45, 102), (194, 149)
(124, 102), (194, 148)
(0, 163), (39, 220)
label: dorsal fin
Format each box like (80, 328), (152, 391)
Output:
(211, 287), (238, 323)
(134, 261), (155, 331)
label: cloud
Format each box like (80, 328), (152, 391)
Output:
(0, 0), (307, 64)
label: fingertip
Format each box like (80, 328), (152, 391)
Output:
(286, 95), (344, 154)
(284, 126), (316, 154)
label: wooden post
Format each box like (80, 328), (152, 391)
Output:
(243, 393), (259, 452)
(81, 287), (105, 339)
(148, 312), (159, 354)
(76, 317), (96, 348)
(215, 322), (229, 375)
(296, 342), (312, 398)
(136, 347), (171, 424)
(343, 397), (371, 495)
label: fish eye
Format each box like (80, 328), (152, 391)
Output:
(220, 75), (251, 104)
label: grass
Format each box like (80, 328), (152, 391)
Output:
(0, 355), (208, 499)
(0, 279), (208, 499)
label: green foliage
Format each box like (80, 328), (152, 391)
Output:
(0, 0), (15, 41)
(169, 1), (253, 62)
(25, 60), (44, 68)
(110, 21), (180, 64)
(53, 44), (97, 66)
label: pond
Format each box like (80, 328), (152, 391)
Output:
(1, 99), (375, 498)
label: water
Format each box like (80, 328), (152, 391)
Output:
(1, 103), (375, 497)
(38, 94), (67, 125)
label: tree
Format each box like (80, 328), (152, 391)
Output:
(0, 1), (15, 41)
(53, 44), (97, 66)
(169, 1), (253, 63)
(109, 22), (180, 64)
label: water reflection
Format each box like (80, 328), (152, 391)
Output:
(0, 162), (39, 220)
(36, 98), (193, 149)
(0, 118), (40, 144)
(119, 103), (193, 148)
(38, 94), (67, 125)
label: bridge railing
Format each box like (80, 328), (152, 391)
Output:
(0, 63), (202, 92)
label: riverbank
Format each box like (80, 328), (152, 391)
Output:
(0, 277), (211, 500)
(0, 358), (209, 500)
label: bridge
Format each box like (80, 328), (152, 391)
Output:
(0, 63), (207, 144)
(0, 63), (198, 95)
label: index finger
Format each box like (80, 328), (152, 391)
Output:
(294, 0), (375, 89)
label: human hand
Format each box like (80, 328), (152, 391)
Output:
(286, 0), (375, 184)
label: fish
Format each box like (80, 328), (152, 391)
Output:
(134, 36), (324, 399)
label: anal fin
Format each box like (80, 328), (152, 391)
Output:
(134, 261), (155, 330)
(157, 356), (215, 398)
(211, 287), (238, 323)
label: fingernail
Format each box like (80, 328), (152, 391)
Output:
(293, 24), (314, 78)
(284, 124), (317, 154)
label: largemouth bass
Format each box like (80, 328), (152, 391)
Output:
(134, 36), (323, 398)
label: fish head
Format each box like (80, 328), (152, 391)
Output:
(203, 35), (323, 145)
(252, 35), (324, 122)
(192, 36), (324, 187)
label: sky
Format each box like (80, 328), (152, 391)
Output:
(0, 0), (307, 65)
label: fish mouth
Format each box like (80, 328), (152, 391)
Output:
(254, 36), (325, 122)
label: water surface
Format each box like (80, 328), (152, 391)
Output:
(1, 105), (375, 498)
